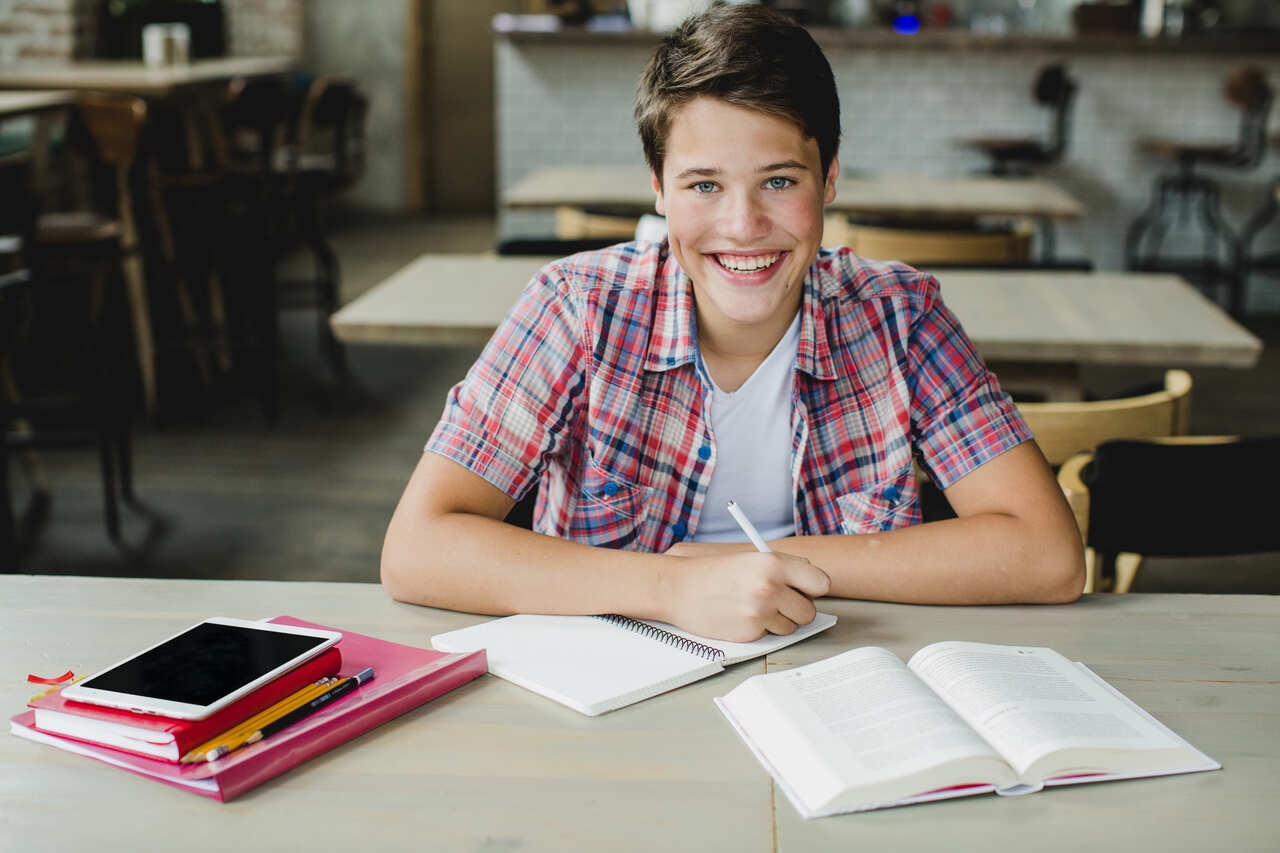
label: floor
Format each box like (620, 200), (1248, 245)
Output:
(7, 214), (1280, 594)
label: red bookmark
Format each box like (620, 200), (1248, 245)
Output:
(27, 670), (75, 685)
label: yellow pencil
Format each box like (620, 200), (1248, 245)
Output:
(179, 678), (337, 764)
(210, 680), (337, 742)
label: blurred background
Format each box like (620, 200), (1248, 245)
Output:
(1, 0), (1277, 593)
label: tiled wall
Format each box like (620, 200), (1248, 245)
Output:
(0, 0), (93, 63)
(497, 39), (1280, 312)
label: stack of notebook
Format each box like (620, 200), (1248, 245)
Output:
(9, 617), (487, 802)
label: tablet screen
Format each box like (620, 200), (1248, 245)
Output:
(78, 622), (331, 706)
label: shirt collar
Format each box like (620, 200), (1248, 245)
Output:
(643, 247), (838, 381)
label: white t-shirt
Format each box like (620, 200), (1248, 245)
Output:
(691, 312), (801, 543)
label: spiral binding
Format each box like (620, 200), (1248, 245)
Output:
(594, 614), (725, 661)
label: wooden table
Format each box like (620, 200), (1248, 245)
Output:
(330, 255), (1262, 372)
(501, 165), (1086, 222)
(0, 58), (294, 98)
(3, 575), (1277, 852)
(0, 90), (77, 117)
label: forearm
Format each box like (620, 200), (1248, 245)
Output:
(773, 511), (1084, 605)
(381, 509), (673, 620)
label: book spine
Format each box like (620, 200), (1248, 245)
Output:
(211, 650), (487, 801)
(594, 614), (725, 661)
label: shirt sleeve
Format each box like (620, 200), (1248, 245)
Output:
(906, 273), (1032, 489)
(425, 263), (586, 500)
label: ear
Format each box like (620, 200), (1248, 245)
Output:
(650, 170), (666, 217)
(823, 155), (839, 205)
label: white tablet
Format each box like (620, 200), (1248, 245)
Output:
(60, 617), (342, 720)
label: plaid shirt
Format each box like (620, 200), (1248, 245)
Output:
(427, 242), (1030, 552)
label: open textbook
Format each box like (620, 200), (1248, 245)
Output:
(432, 612), (836, 716)
(716, 641), (1219, 818)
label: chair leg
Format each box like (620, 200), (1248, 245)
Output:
(1126, 177), (1169, 269)
(98, 432), (121, 544)
(1238, 180), (1279, 316)
(0, 445), (16, 571)
(1113, 552), (1144, 594)
(300, 202), (346, 376)
(1083, 547), (1099, 594)
(1196, 179), (1243, 314)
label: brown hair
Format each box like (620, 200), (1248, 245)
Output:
(635, 4), (841, 182)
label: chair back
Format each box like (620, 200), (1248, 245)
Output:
(1081, 435), (1280, 558)
(849, 221), (1033, 266)
(0, 154), (39, 261)
(1033, 64), (1077, 161)
(1224, 66), (1273, 169)
(1017, 369), (1191, 466)
(76, 93), (147, 170)
(294, 78), (368, 185)
(222, 76), (292, 174)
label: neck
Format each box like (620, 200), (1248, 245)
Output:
(696, 296), (800, 393)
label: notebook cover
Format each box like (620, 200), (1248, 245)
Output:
(11, 616), (488, 801)
(28, 647), (343, 761)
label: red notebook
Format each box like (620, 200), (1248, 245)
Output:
(26, 647), (343, 761)
(10, 616), (488, 802)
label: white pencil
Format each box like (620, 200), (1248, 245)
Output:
(726, 500), (772, 553)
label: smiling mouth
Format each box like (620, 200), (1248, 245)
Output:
(711, 252), (785, 274)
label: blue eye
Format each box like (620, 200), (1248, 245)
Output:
(765, 176), (794, 190)
(692, 181), (717, 194)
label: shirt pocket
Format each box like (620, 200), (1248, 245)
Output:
(835, 466), (921, 534)
(570, 462), (651, 549)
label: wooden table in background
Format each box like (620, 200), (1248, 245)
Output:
(330, 257), (1262, 400)
(501, 165), (1086, 222)
(2, 575), (1277, 851)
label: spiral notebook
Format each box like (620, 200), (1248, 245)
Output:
(430, 612), (836, 716)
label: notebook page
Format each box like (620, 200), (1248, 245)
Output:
(431, 615), (723, 716)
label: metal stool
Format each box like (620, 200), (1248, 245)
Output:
(1126, 67), (1273, 317)
(956, 63), (1078, 177)
(1240, 132), (1280, 309)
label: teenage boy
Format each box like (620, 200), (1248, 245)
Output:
(382, 5), (1084, 642)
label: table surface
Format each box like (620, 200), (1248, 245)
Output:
(329, 254), (1262, 368)
(0, 89), (76, 117)
(0, 57), (294, 96)
(501, 166), (1086, 220)
(2, 576), (1277, 852)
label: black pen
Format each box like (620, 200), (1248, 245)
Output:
(243, 667), (375, 746)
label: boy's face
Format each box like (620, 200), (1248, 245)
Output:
(652, 97), (837, 344)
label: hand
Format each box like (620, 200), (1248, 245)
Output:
(658, 550), (830, 643)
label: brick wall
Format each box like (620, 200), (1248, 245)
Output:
(223, 0), (304, 58)
(0, 0), (95, 64)
(496, 38), (1280, 312)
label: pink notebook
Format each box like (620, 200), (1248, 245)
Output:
(10, 616), (487, 802)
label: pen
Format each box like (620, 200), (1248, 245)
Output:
(726, 500), (771, 553)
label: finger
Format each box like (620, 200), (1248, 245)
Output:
(763, 611), (799, 636)
(779, 558), (831, 598)
(774, 586), (819, 628)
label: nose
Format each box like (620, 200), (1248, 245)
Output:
(718, 188), (771, 244)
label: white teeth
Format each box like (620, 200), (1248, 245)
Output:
(715, 253), (780, 272)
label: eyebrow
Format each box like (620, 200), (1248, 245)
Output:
(672, 161), (811, 181)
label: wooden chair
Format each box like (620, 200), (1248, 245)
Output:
(1016, 369), (1192, 467)
(554, 206), (639, 240)
(918, 370), (1192, 525)
(272, 77), (370, 377)
(0, 156), (137, 563)
(1059, 435), (1280, 594)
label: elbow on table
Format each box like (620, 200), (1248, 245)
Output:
(1032, 531), (1087, 604)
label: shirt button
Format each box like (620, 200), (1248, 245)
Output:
(697, 445), (711, 460)
(673, 521), (688, 537)
(602, 481), (619, 497)
(666, 356), (676, 365)
(884, 486), (901, 505)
